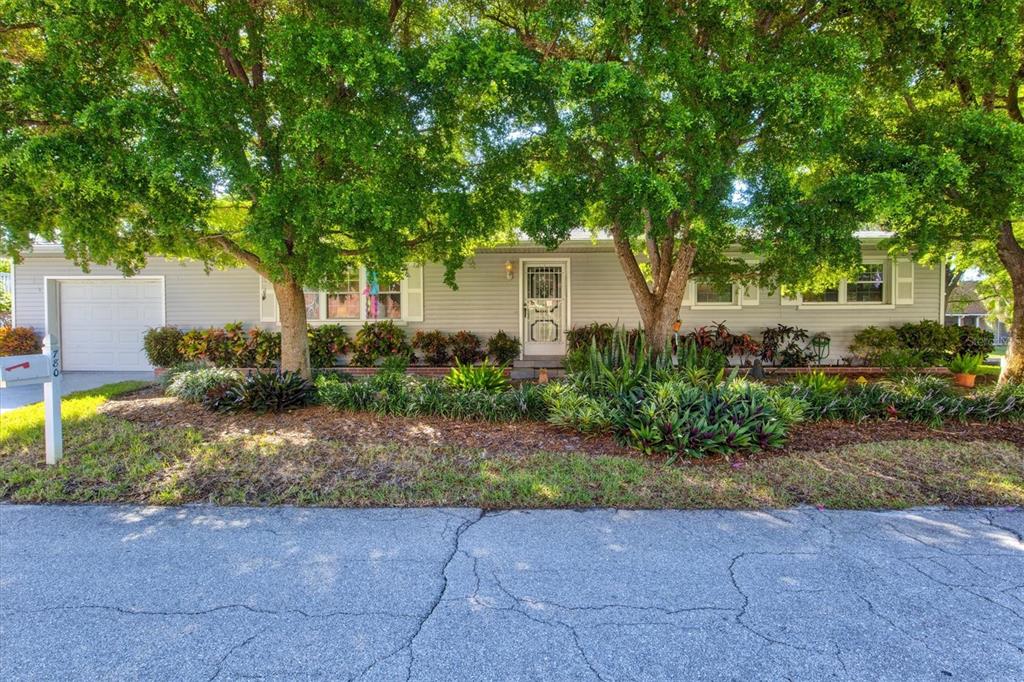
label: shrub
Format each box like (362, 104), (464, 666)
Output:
(760, 324), (817, 367)
(411, 330), (449, 366)
(314, 373), (545, 422)
(445, 359), (510, 393)
(0, 326), (40, 356)
(206, 371), (312, 413)
(143, 326), (185, 367)
(789, 370), (846, 394)
(158, 361), (208, 389)
(487, 330), (521, 365)
(953, 326), (995, 357)
(309, 325), (348, 368)
(350, 321), (411, 367)
(567, 322), (617, 351)
(947, 352), (985, 375)
(609, 380), (794, 460)
(178, 324), (280, 368)
(893, 320), (957, 365)
(0, 287), (11, 315)
(849, 326), (900, 364)
(165, 367), (241, 403)
(877, 348), (926, 375)
(686, 321), (760, 360)
(448, 330), (482, 364)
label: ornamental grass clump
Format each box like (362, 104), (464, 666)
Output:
(165, 367), (242, 404)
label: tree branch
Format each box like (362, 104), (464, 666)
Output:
(201, 234), (266, 276)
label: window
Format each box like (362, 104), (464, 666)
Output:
(800, 262), (888, 305)
(695, 282), (735, 305)
(304, 292), (321, 319)
(802, 287), (840, 304)
(326, 269), (360, 320)
(847, 264), (884, 303)
(367, 275), (401, 320)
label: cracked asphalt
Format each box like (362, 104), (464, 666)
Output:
(1, 505), (1022, 680)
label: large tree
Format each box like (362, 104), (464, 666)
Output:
(454, 0), (871, 348)
(846, 1), (1024, 381)
(0, 0), (506, 376)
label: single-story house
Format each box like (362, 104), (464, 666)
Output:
(9, 232), (942, 371)
(945, 281), (1009, 344)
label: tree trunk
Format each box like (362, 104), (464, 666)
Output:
(610, 219), (695, 354)
(995, 220), (1024, 384)
(274, 277), (311, 379)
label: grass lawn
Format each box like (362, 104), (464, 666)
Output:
(1, 382), (1022, 509)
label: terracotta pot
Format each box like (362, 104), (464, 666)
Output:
(953, 372), (976, 388)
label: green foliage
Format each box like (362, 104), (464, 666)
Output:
(165, 368), (241, 404)
(486, 330), (521, 365)
(206, 371), (312, 413)
(178, 324), (280, 368)
(953, 326), (995, 357)
(609, 381), (796, 461)
(893, 321), (957, 365)
(142, 327), (185, 368)
(0, 327), (39, 356)
(448, 331), (482, 364)
(542, 381), (614, 433)
(566, 323), (618, 352)
(0, 287), (10, 315)
(786, 373), (1024, 426)
(947, 353), (985, 375)
(850, 326), (901, 365)
(685, 322), (761, 360)
(445, 360), (510, 393)
(308, 325), (349, 368)
(790, 371), (847, 395)
(411, 330), (450, 366)
(877, 349), (927, 375)
(314, 373), (545, 422)
(350, 321), (411, 367)
(760, 325), (818, 367)
(158, 361), (208, 389)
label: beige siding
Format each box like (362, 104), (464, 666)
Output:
(13, 254), (260, 331)
(14, 245), (943, 361)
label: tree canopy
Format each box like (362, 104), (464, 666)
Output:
(1, 0), (513, 374)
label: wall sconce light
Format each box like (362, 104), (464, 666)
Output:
(504, 260), (515, 280)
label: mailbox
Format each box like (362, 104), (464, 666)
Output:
(0, 336), (63, 464)
(0, 353), (56, 387)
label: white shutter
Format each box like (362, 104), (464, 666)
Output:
(681, 280), (695, 307)
(894, 259), (914, 304)
(741, 283), (759, 306)
(403, 263), (424, 321)
(259, 277), (278, 322)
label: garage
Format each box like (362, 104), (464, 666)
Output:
(58, 278), (164, 371)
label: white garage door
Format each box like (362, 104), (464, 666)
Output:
(60, 279), (164, 371)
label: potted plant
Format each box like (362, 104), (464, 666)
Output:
(947, 352), (985, 388)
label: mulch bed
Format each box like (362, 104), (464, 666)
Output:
(100, 389), (630, 458)
(102, 388), (1024, 459)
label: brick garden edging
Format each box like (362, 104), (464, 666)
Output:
(767, 366), (951, 377)
(158, 366), (512, 378)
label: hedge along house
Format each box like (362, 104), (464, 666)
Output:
(10, 231), (942, 372)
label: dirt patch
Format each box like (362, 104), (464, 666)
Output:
(100, 392), (630, 458)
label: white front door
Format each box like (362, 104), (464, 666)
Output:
(522, 261), (568, 356)
(59, 279), (164, 370)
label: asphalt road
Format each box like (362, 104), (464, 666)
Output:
(1, 505), (1021, 680)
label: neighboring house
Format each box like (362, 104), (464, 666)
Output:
(945, 281), (1009, 344)
(10, 232), (942, 371)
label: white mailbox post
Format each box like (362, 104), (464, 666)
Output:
(0, 335), (63, 464)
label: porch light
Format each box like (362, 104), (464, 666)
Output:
(504, 260), (515, 280)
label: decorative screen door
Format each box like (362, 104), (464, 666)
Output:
(522, 261), (568, 356)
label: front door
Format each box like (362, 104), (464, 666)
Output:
(522, 261), (568, 356)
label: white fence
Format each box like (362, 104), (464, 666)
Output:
(0, 272), (10, 293)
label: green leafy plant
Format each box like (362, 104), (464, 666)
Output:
(308, 325), (348, 368)
(207, 371), (312, 413)
(760, 325), (817, 367)
(143, 326), (185, 367)
(790, 371), (847, 394)
(0, 327), (40, 356)
(445, 359), (510, 393)
(379, 354), (411, 375)
(350, 321), (411, 367)
(487, 330), (521, 365)
(685, 321), (761, 360)
(177, 324), (280, 368)
(953, 326), (995, 357)
(947, 353), (985, 375)
(412, 330), (450, 366)
(448, 330), (482, 364)
(566, 322), (618, 351)
(893, 321), (958, 365)
(165, 367), (241, 404)
(849, 326), (901, 365)
(541, 381), (614, 433)
(878, 348), (926, 376)
(158, 361), (208, 389)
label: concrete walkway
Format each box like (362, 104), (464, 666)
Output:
(1, 505), (1021, 680)
(0, 371), (154, 412)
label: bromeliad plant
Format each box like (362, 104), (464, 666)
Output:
(445, 359), (510, 393)
(205, 371), (313, 413)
